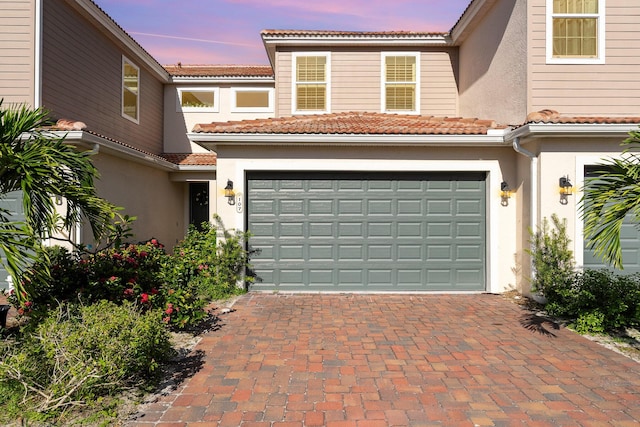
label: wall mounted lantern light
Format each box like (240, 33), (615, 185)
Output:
(500, 181), (512, 206)
(559, 176), (573, 205)
(224, 180), (235, 205)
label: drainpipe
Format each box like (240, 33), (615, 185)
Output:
(512, 136), (538, 287)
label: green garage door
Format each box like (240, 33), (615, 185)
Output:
(0, 191), (25, 289)
(247, 171), (486, 291)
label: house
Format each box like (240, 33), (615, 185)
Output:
(1, 0), (639, 294)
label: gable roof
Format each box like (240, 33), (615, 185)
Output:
(192, 112), (506, 136)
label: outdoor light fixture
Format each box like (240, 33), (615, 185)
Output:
(500, 181), (512, 206)
(559, 176), (573, 205)
(224, 180), (235, 205)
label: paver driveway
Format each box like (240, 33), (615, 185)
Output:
(127, 294), (640, 426)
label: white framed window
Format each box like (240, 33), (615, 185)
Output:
(381, 52), (420, 114)
(177, 87), (219, 112)
(122, 57), (139, 123)
(546, 0), (605, 64)
(231, 87), (274, 113)
(292, 52), (331, 114)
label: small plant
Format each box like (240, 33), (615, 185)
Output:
(527, 214), (575, 296)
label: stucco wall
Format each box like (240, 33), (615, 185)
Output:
(458, 0), (528, 125)
(84, 153), (186, 250)
(213, 144), (519, 293)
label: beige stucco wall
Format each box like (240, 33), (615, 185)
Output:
(163, 84), (275, 153)
(212, 144), (520, 293)
(528, 0), (640, 116)
(458, 0), (528, 125)
(84, 153), (186, 250)
(0, 0), (36, 106)
(274, 48), (458, 117)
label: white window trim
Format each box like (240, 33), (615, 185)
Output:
(546, 0), (606, 65)
(291, 52), (331, 115)
(231, 87), (274, 113)
(122, 56), (140, 124)
(380, 52), (421, 114)
(177, 87), (220, 113)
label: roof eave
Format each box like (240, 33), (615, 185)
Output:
(170, 76), (275, 84)
(506, 123), (640, 141)
(189, 132), (509, 150)
(53, 130), (178, 171)
(450, 0), (499, 44)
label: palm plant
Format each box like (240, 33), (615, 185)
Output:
(581, 129), (640, 269)
(0, 100), (114, 302)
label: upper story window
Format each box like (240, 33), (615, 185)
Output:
(547, 0), (605, 64)
(382, 53), (420, 113)
(293, 53), (330, 114)
(231, 88), (274, 113)
(177, 88), (219, 112)
(122, 57), (139, 123)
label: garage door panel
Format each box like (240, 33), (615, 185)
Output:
(248, 172), (486, 291)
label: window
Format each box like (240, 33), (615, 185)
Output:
(292, 53), (330, 114)
(382, 53), (420, 113)
(547, 0), (605, 64)
(177, 88), (219, 112)
(231, 88), (274, 113)
(122, 57), (139, 122)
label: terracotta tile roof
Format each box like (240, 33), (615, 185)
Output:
(161, 153), (217, 166)
(164, 64), (274, 78)
(192, 112), (507, 136)
(525, 109), (640, 125)
(261, 29), (448, 38)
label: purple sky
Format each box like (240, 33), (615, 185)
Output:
(94, 0), (472, 66)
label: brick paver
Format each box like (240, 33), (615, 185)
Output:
(125, 294), (640, 426)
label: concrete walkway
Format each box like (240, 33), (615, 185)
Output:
(126, 293), (640, 426)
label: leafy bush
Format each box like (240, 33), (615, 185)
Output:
(527, 214), (575, 295)
(165, 218), (251, 302)
(544, 269), (640, 333)
(0, 301), (171, 421)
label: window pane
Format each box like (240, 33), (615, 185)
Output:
(296, 84), (326, 110)
(123, 63), (138, 93)
(552, 18), (597, 57)
(554, 0), (598, 13)
(386, 84), (415, 111)
(123, 89), (137, 120)
(236, 91), (270, 108)
(385, 56), (416, 82)
(297, 56), (326, 82)
(182, 91), (215, 108)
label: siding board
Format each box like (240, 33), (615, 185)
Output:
(529, 0), (640, 116)
(0, 0), (35, 105)
(41, 0), (164, 155)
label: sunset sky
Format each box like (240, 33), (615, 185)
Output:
(93, 0), (473, 66)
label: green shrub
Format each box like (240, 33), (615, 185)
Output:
(0, 300), (171, 420)
(527, 214), (575, 296)
(165, 218), (252, 302)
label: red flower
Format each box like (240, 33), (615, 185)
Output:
(163, 316), (170, 323)
(24, 301), (32, 308)
(140, 293), (149, 304)
(128, 278), (136, 284)
(150, 239), (158, 246)
(123, 288), (134, 297)
(139, 251), (148, 258)
(151, 288), (159, 295)
(109, 276), (118, 282)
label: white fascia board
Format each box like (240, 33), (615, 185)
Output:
(506, 123), (640, 141)
(55, 131), (178, 171)
(72, 0), (169, 81)
(189, 132), (508, 148)
(262, 36), (452, 47)
(171, 76), (274, 84)
(450, 0), (497, 43)
(175, 165), (217, 172)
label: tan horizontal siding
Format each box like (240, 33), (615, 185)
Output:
(275, 48), (458, 117)
(0, 0), (35, 106)
(529, 0), (640, 116)
(41, 0), (164, 155)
